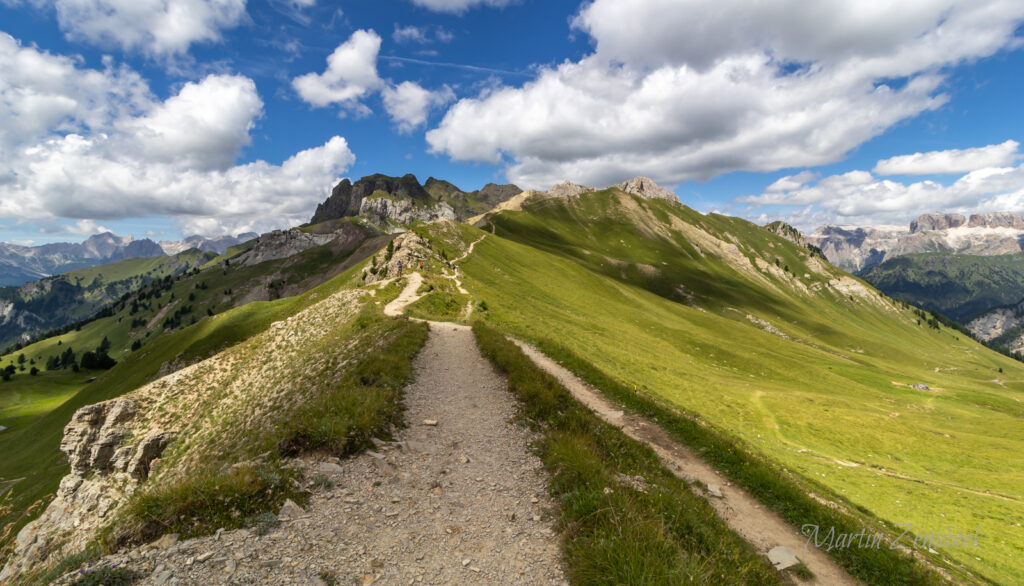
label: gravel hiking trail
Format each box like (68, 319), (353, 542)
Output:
(62, 322), (567, 586)
(511, 339), (860, 586)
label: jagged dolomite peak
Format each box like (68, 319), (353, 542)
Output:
(616, 176), (678, 202)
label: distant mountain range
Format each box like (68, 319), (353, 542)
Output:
(806, 212), (1024, 273)
(0, 232), (257, 287)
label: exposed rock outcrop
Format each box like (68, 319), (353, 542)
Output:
(0, 399), (173, 582)
(358, 198), (456, 232)
(235, 224), (361, 267)
(474, 183), (522, 206)
(616, 177), (678, 202)
(968, 300), (1024, 355)
(805, 225), (906, 273)
(969, 212), (1024, 230)
(361, 231), (437, 284)
(910, 213), (967, 233)
(547, 181), (596, 198)
(310, 174), (431, 225)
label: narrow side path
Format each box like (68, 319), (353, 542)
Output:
(383, 272), (424, 317)
(511, 339), (860, 586)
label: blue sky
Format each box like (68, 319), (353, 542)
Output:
(1, 0), (1023, 245)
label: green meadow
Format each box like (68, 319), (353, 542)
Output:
(453, 191), (1024, 584)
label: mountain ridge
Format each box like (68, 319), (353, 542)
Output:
(0, 232), (257, 287)
(807, 211), (1024, 273)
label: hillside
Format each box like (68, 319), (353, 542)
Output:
(0, 250), (215, 352)
(859, 252), (1024, 322)
(446, 189), (1024, 584)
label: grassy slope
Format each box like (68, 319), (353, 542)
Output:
(456, 192), (1024, 584)
(473, 322), (783, 584)
(0, 250), (213, 351)
(53, 251), (209, 289)
(0, 240), (380, 562)
(860, 252), (1024, 322)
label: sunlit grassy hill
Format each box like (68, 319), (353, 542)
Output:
(447, 189), (1024, 584)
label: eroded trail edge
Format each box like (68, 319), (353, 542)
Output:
(511, 339), (860, 586)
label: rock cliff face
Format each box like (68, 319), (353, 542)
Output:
(358, 198), (456, 232)
(808, 212), (1024, 273)
(910, 213), (966, 233)
(0, 400), (173, 582)
(616, 177), (678, 202)
(968, 300), (1024, 355)
(969, 212), (1024, 230)
(805, 225), (906, 273)
(310, 174), (431, 225)
(235, 222), (369, 267)
(2, 281), (370, 580)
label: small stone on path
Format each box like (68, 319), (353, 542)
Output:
(767, 545), (801, 570)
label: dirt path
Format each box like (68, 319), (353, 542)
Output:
(455, 234), (486, 264)
(511, 339), (860, 586)
(383, 272), (424, 317)
(66, 323), (566, 586)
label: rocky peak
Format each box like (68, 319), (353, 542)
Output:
(968, 212), (1024, 230)
(910, 213), (967, 233)
(424, 177), (463, 197)
(476, 183), (522, 205)
(310, 174), (431, 225)
(616, 177), (678, 202)
(763, 221), (804, 245)
(547, 181), (597, 198)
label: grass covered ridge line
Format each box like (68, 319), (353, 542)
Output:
(472, 321), (782, 585)
(110, 312), (428, 547)
(529, 337), (958, 585)
(14, 311), (427, 584)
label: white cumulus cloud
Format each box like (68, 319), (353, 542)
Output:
(873, 140), (1021, 175)
(740, 155), (1024, 229)
(427, 0), (1024, 190)
(0, 33), (357, 237)
(293, 29), (457, 130)
(382, 81), (455, 133)
(292, 29), (384, 115)
(17, 0), (248, 57)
